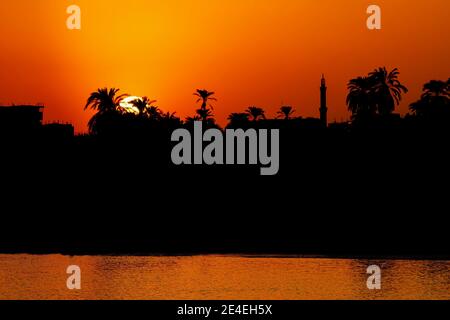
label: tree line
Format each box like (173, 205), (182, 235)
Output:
(84, 67), (449, 135)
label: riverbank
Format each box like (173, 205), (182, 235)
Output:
(1, 242), (448, 260)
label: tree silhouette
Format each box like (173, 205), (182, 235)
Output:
(194, 89), (216, 122)
(410, 79), (449, 118)
(369, 67), (408, 116)
(185, 115), (202, 126)
(246, 106), (266, 122)
(161, 111), (179, 121)
(228, 112), (249, 123)
(409, 99), (428, 117)
(159, 111), (182, 129)
(227, 112), (250, 128)
(131, 97), (158, 118)
(346, 77), (377, 122)
(85, 88), (128, 134)
(421, 80), (449, 99)
(195, 108), (214, 122)
(277, 106), (295, 120)
(145, 106), (162, 121)
(347, 67), (408, 123)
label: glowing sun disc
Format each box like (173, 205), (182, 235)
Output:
(120, 96), (142, 114)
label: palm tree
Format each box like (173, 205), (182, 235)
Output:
(160, 111), (182, 128)
(85, 88), (127, 113)
(369, 67), (408, 116)
(228, 112), (250, 123)
(131, 97), (157, 117)
(194, 89), (217, 110)
(161, 111), (179, 121)
(409, 99), (428, 117)
(277, 106), (295, 120)
(410, 79), (449, 117)
(227, 112), (250, 128)
(145, 106), (162, 120)
(195, 108), (214, 122)
(194, 89), (216, 122)
(421, 80), (449, 100)
(185, 115), (202, 126)
(346, 77), (377, 122)
(85, 88), (128, 134)
(246, 106), (266, 122)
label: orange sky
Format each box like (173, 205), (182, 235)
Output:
(0, 0), (449, 132)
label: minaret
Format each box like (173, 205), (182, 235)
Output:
(320, 74), (328, 127)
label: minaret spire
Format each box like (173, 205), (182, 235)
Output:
(320, 74), (328, 127)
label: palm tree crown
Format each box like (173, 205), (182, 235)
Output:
(421, 80), (449, 99)
(410, 79), (449, 117)
(194, 89), (216, 110)
(246, 106), (266, 122)
(277, 106), (295, 120)
(85, 88), (128, 113)
(227, 113), (250, 128)
(347, 67), (408, 121)
(131, 97), (158, 117)
(369, 67), (408, 115)
(346, 77), (377, 121)
(85, 88), (128, 134)
(194, 89), (216, 122)
(228, 112), (250, 122)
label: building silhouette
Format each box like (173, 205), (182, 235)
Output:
(0, 105), (43, 133)
(319, 74), (328, 127)
(0, 105), (74, 140)
(42, 122), (75, 140)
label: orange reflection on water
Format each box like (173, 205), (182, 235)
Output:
(0, 255), (448, 300)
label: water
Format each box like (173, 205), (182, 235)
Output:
(0, 255), (448, 300)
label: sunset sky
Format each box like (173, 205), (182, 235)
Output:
(0, 0), (448, 132)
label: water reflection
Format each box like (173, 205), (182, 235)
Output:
(0, 255), (448, 300)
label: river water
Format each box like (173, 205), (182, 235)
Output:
(0, 254), (448, 300)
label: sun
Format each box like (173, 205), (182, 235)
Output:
(119, 96), (142, 114)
